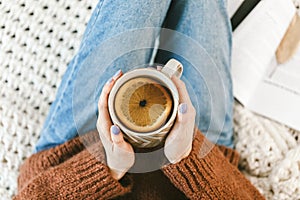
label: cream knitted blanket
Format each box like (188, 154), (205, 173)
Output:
(0, 0), (299, 199)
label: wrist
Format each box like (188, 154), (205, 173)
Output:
(165, 145), (192, 164)
(110, 168), (127, 180)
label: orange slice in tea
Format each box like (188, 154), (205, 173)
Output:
(114, 77), (173, 132)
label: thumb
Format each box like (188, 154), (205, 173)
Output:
(177, 103), (188, 122)
(110, 125), (127, 148)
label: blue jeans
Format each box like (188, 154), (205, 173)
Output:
(35, 0), (233, 153)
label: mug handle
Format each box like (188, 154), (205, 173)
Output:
(161, 59), (183, 79)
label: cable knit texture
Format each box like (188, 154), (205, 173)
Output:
(15, 133), (133, 200)
(0, 0), (300, 199)
(13, 130), (264, 199)
(162, 131), (263, 200)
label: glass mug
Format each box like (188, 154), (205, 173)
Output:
(108, 59), (183, 148)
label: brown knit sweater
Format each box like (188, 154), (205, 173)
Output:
(14, 130), (265, 200)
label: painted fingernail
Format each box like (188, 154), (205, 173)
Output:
(179, 103), (187, 114)
(111, 125), (120, 135)
(113, 69), (121, 79)
(106, 77), (113, 85)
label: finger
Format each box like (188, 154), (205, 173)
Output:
(97, 70), (122, 141)
(177, 103), (188, 123)
(167, 103), (195, 142)
(110, 125), (128, 149)
(171, 76), (192, 105)
(98, 69), (122, 110)
(98, 69), (122, 115)
(98, 82), (116, 141)
(164, 103), (195, 163)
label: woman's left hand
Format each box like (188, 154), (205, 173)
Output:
(164, 76), (196, 164)
(97, 71), (135, 180)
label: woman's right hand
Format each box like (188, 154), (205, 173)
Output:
(96, 70), (135, 180)
(164, 76), (196, 164)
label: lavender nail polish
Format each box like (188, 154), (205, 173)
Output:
(106, 77), (113, 84)
(111, 125), (120, 135)
(113, 69), (121, 79)
(179, 103), (187, 114)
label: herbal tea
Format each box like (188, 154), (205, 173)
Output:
(114, 77), (173, 133)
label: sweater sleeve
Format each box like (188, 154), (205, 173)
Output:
(162, 130), (265, 200)
(14, 131), (132, 200)
(217, 145), (240, 167)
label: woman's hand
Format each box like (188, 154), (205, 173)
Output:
(164, 76), (196, 164)
(96, 70), (135, 180)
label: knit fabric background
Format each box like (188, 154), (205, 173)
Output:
(0, 0), (299, 199)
